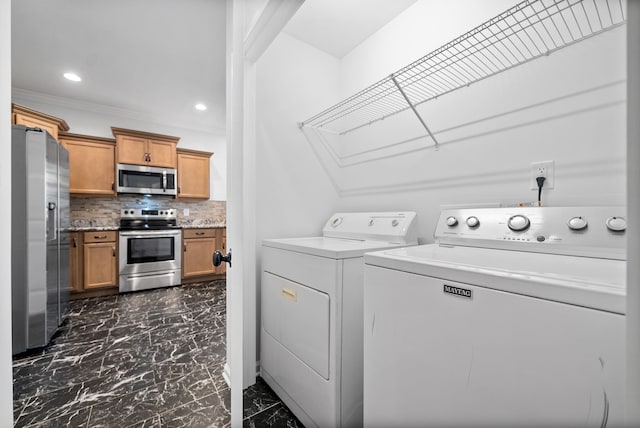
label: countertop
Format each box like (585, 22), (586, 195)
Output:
(69, 223), (226, 232)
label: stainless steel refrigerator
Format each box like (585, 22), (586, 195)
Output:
(12, 125), (70, 355)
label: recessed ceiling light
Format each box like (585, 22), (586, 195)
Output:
(63, 72), (82, 82)
(195, 103), (207, 111)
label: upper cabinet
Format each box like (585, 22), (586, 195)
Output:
(59, 132), (116, 196)
(12, 103), (69, 141)
(112, 127), (179, 168)
(177, 148), (212, 199)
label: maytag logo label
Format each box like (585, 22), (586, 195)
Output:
(443, 284), (472, 299)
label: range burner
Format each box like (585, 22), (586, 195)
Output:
(119, 208), (179, 230)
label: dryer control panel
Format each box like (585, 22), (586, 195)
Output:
(435, 207), (626, 260)
(323, 212), (418, 244)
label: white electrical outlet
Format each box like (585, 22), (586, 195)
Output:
(530, 160), (554, 190)
(183, 208), (190, 216)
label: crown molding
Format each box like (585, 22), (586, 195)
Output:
(11, 87), (226, 135)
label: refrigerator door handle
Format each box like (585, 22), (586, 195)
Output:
(47, 202), (57, 241)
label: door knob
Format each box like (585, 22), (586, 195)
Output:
(213, 249), (232, 268)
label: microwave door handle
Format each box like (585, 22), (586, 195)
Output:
(162, 170), (167, 192)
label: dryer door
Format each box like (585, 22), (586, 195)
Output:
(262, 272), (330, 379)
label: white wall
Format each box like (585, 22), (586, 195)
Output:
(256, 33), (342, 242)
(1, 0), (14, 425)
(10, 93), (227, 201)
(326, 0), (626, 242)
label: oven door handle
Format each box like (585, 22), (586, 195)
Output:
(119, 230), (182, 238)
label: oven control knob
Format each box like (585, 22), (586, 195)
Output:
(446, 216), (458, 227)
(508, 215), (530, 232)
(567, 216), (588, 231)
(466, 216), (480, 228)
(606, 216), (627, 232)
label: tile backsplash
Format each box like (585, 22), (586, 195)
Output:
(70, 195), (226, 229)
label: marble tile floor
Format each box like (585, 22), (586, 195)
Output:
(12, 280), (302, 428)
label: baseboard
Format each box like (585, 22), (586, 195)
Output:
(71, 287), (119, 300)
(223, 363), (231, 389)
(180, 273), (226, 285)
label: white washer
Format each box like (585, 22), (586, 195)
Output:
(261, 212), (418, 428)
(363, 207), (626, 427)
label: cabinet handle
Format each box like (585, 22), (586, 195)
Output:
(94, 235), (108, 239)
(178, 186), (181, 194)
(72, 238), (77, 248)
(184, 244), (187, 252)
(112, 247), (116, 257)
(111, 182), (115, 191)
(196, 232), (205, 236)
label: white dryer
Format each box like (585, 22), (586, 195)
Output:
(363, 207), (626, 427)
(261, 212), (418, 428)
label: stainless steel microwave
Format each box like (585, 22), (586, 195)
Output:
(116, 163), (177, 196)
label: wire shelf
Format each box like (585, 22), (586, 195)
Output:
(298, 0), (626, 144)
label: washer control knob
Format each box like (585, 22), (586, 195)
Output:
(330, 217), (343, 228)
(368, 218), (375, 226)
(606, 216), (627, 232)
(446, 216), (458, 227)
(391, 219), (399, 227)
(466, 216), (480, 228)
(567, 216), (588, 231)
(508, 215), (530, 232)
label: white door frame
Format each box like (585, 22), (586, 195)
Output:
(0, 0), (14, 424)
(226, 1), (303, 426)
(627, 2), (640, 425)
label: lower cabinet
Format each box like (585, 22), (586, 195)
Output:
(70, 232), (84, 292)
(70, 231), (118, 292)
(183, 228), (227, 279)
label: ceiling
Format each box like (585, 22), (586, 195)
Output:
(12, 0), (227, 133)
(283, 0), (417, 58)
(11, 0), (417, 134)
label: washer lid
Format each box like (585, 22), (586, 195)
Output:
(365, 244), (626, 314)
(263, 236), (412, 259)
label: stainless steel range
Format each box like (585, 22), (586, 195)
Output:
(119, 208), (182, 292)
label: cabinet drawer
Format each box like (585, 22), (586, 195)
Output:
(183, 228), (216, 239)
(84, 231), (117, 243)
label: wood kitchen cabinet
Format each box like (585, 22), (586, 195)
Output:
(112, 127), (179, 168)
(70, 232), (84, 292)
(59, 132), (116, 196)
(182, 227), (226, 279)
(83, 231), (118, 289)
(177, 148), (212, 199)
(12, 104), (69, 141)
(183, 229), (217, 278)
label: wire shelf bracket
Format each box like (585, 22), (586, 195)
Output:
(390, 73), (439, 148)
(298, 0), (626, 140)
